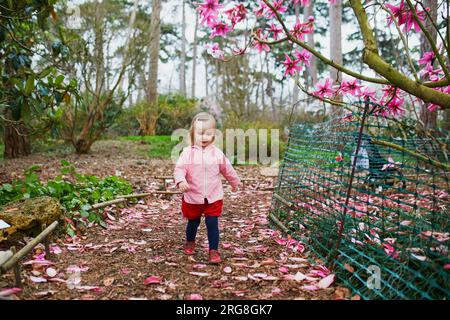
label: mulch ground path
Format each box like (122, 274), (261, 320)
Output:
(0, 141), (352, 300)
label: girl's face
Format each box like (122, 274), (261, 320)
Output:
(194, 120), (215, 147)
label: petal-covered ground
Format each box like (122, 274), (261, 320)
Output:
(0, 141), (352, 300)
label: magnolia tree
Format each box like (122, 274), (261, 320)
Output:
(197, 0), (450, 127)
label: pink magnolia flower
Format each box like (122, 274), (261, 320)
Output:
(209, 21), (233, 38)
(339, 79), (363, 96)
(386, 96), (405, 117)
(268, 23), (283, 40)
(312, 78), (334, 98)
(253, 0), (268, 17)
(419, 63), (444, 81)
(356, 86), (377, 101)
(253, 41), (270, 53)
(290, 19), (314, 41)
(381, 85), (402, 101)
(294, 48), (311, 66)
(197, 0), (223, 27)
(427, 103), (440, 112)
(253, 29), (270, 53)
(224, 3), (248, 25)
(281, 53), (302, 76)
(386, 0), (427, 33)
(232, 47), (247, 56)
(418, 51), (435, 65)
(204, 43), (225, 59)
(266, 0), (287, 19)
(404, 6), (427, 32)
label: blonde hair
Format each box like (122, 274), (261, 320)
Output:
(189, 112), (216, 145)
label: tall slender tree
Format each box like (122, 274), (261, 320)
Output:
(292, 2), (300, 106)
(304, 0), (317, 89)
(139, 0), (162, 135)
(419, 0), (438, 130)
(191, 10), (199, 98)
(179, 0), (187, 96)
(330, 0), (343, 115)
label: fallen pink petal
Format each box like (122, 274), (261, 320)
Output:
(144, 276), (162, 285)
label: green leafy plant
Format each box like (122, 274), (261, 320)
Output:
(0, 159), (133, 236)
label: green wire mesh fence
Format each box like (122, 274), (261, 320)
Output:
(270, 102), (450, 299)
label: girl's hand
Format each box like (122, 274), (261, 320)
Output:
(178, 181), (190, 192)
(231, 185), (239, 193)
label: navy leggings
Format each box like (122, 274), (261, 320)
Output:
(186, 216), (219, 250)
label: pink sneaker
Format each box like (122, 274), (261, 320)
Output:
(184, 241), (195, 255)
(209, 249), (221, 264)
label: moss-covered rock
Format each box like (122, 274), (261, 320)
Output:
(0, 196), (62, 241)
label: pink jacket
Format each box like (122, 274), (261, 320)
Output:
(174, 144), (241, 204)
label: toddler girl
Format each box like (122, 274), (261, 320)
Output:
(174, 112), (241, 264)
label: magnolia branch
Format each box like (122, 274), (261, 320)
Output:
(379, 3), (420, 82)
(261, 0), (390, 85)
(349, 0), (450, 109)
(417, 0), (450, 56)
(405, 0), (450, 80)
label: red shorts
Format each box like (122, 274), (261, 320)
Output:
(181, 196), (223, 220)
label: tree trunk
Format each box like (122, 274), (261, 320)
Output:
(305, 0), (317, 88)
(292, 3), (300, 107)
(3, 109), (31, 159)
(419, 0), (438, 130)
(74, 139), (94, 154)
(205, 56), (209, 96)
(443, 109), (450, 131)
(330, 0), (343, 115)
(179, 0), (186, 96)
(94, 2), (105, 105)
(147, 0), (161, 105)
(143, 0), (161, 135)
(191, 10), (199, 98)
(137, 113), (158, 136)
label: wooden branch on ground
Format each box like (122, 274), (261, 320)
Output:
(268, 213), (291, 234)
(0, 221), (58, 275)
(273, 193), (294, 208)
(257, 186), (275, 191)
(154, 176), (174, 180)
(116, 191), (182, 199)
(91, 198), (127, 210)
